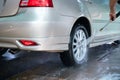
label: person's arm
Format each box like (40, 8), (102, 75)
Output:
(109, 0), (117, 21)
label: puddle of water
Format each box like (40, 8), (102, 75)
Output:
(98, 73), (120, 80)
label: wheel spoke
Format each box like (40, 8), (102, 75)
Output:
(80, 30), (83, 41)
(73, 42), (77, 46)
(77, 31), (81, 39)
(74, 34), (78, 41)
(73, 46), (77, 53)
(74, 49), (80, 59)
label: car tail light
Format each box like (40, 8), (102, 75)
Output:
(20, 0), (53, 7)
(19, 40), (38, 46)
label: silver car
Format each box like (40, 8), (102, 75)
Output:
(0, 0), (120, 66)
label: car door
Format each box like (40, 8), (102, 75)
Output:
(84, 0), (120, 43)
(0, 0), (20, 17)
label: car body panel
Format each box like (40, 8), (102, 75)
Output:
(0, 0), (20, 17)
(0, 7), (76, 51)
(0, 8), (75, 38)
(53, 0), (81, 17)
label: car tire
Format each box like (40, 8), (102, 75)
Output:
(0, 48), (8, 56)
(60, 24), (89, 66)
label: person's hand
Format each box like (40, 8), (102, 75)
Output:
(109, 12), (116, 21)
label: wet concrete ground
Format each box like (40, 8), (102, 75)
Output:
(0, 43), (120, 80)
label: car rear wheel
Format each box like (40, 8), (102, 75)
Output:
(60, 24), (89, 66)
(0, 48), (8, 56)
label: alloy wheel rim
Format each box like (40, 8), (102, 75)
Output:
(72, 29), (87, 62)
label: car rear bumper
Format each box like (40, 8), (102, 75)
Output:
(0, 36), (69, 51)
(0, 8), (74, 51)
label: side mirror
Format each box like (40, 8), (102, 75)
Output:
(118, 0), (120, 4)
